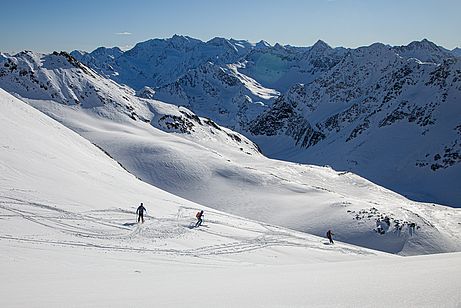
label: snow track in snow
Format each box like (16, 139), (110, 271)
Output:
(0, 195), (373, 259)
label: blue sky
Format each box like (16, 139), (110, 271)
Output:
(1, 0), (460, 53)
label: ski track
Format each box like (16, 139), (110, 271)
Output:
(0, 195), (372, 259)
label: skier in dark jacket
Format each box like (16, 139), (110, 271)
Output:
(195, 210), (204, 227)
(326, 229), (334, 244)
(136, 203), (147, 223)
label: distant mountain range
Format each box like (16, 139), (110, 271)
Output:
(1, 36), (460, 207)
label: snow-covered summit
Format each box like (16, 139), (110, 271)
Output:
(72, 35), (256, 90)
(311, 39), (331, 51)
(206, 37), (253, 56)
(255, 39), (271, 49)
(392, 38), (454, 63)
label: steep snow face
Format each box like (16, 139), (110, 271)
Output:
(1, 52), (461, 255)
(152, 61), (279, 130)
(392, 39), (454, 63)
(72, 35), (255, 90)
(250, 44), (461, 207)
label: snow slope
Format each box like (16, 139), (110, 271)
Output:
(1, 52), (460, 256)
(2, 89), (461, 308)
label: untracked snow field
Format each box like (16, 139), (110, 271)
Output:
(1, 91), (461, 307)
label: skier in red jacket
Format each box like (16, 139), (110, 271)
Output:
(195, 210), (204, 227)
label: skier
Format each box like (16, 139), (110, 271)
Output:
(136, 203), (147, 223)
(195, 210), (204, 227)
(326, 229), (334, 244)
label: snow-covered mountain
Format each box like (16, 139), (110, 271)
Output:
(142, 40), (347, 130)
(0, 51), (259, 156)
(249, 43), (461, 207)
(2, 88), (460, 307)
(116, 38), (346, 129)
(151, 61), (279, 130)
(71, 35), (255, 90)
(70, 46), (123, 78)
(1, 50), (461, 256)
(392, 38), (454, 63)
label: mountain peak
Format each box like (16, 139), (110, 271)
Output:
(405, 38), (440, 50)
(255, 40), (271, 49)
(91, 46), (123, 58)
(206, 37), (236, 50)
(393, 39), (452, 63)
(367, 42), (389, 50)
(273, 43), (286, 50)
(165, 35), (201, 48)
(171, 34), (193, 42)
(311, 39), (331, 50)
(70, 50), (87, 57)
